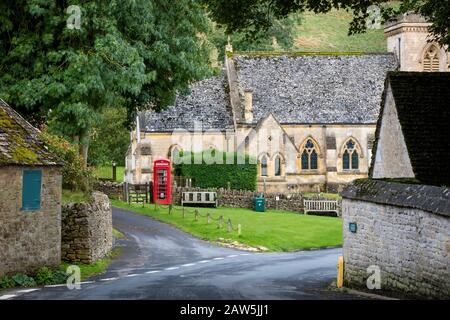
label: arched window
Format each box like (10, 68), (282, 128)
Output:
(301, 139), (319, 171)
(260, 155), (268, 177)
(169, 146), (182, 164)
(423, 44), (440, 72)
(274, 155), (281, 176)
(342, 139), (359, 170)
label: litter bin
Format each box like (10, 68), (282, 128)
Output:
(254, 195), (265, 212)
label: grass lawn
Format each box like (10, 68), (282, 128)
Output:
(62, 189), (90, 205)
(112, 200), (342, 252)
(294, 9), (387, 52)
(94, 165), (125, 182)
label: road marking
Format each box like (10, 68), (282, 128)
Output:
(181, 263), (196, 267)
(125, 274), (139, 278)
(227, 255), (238, 258)
(146, 270), (161, 274)
(80, 281), (95, 284)
(0, 295), (16, 300)
(240, 253), (250, 256)
(213, 257), (224, 260)
(165, 267), (180, 271)
(100, 277), (118, 282)
(198, 260), (210, 263)
(45, 284), (67, 288)
(17, 289), (39, 293)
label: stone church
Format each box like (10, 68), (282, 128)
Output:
(125, 13), (449, 192)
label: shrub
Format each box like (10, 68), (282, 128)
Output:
(35, 267), (54, 285)
(40, 129), (94, 192)
(52, 270), (69, 284)
(0, 276), (15, 289)
(175, 151), (257, 190)
(11, 273), (36, 288)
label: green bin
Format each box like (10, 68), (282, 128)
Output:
(254, 195), (265, 212)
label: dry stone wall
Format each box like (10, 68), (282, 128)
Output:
(61, 192), (113, 264)
(342, 180), (450, 299)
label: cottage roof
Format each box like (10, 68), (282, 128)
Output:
(0, 99), (61, 166)
(139, 74), (234, 132)
(232, 53), (397, 124)
(370, 72), (450, 187)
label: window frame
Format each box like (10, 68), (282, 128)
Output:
(260, 155), (268, 177)
(300, 138), (320, 172)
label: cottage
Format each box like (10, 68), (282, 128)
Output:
(341, 72), (450, 298)
(0, 99), (63, 277)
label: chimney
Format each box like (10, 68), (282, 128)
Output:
(244, 89), (253, 123)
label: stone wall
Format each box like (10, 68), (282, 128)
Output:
(342, 179), (450, 299)
(61, 192), (113, 264)
(0, 166), (62, 277)
(94, 180), (124, 200)
(172, 187), (305, 213)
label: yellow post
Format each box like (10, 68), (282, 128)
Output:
(337, 255), (344, 288)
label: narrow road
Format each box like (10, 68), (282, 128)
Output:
(9, 207), (364, 300)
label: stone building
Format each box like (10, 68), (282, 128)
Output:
(0, 99), (63, 277)
(341, 72), (450, 298)
(125, 13), (448, 192)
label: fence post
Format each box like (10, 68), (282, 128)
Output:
(182, 206), (185, 218)
(169, 204), (173, 215)
(227, 219), (231, 232)
(238, 224), (241, 236)
(218, 215), (223, 229)
(207, 213), (211, 224)
(195, 210), (198, 221)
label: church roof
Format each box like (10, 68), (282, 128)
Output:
(139, 74), (234, 132)
(370, 72), (450, 187)
(232, 53), (397, 124)
(0, 99), (61, 166)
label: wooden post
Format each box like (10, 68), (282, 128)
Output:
(238, 224), (241, 236)
(218, 215), (223, 229)
(182, 206), (185, 218)
(227, 219), (231, 232)
(169, 204), (173, 215)
(112, 161), (117, 181)
(207, 213), (211, 224)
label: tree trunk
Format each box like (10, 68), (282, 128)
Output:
(77, 131), (90, 169)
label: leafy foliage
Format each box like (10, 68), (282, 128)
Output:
(11, 273), (36, 288)
(40, 129), (94, 191)
(175, 151), (257, 190)
(0, 0), (212, 161)
(0, 275), (15, 289)
(203, 0), (450, 48)
(88, 107), (130, 166)
(35, 267), (55, 285)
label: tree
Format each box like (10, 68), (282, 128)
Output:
(202, 0), (450, 48)
(0, 0), (212, 166)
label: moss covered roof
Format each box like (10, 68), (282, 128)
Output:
(370, 72), (450, 187)
(0, 99), (61, 166)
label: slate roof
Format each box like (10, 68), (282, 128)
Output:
(370, 72), (450, 187)
(342, 179), (450, 216)
(139, 74), (234, 132)
(0, 99), (61, 166)
(233, 53), (397, 124)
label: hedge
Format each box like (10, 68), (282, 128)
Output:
(175, 151), (257, 191)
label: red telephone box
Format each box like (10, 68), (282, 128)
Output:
(153, 159), (171, 205)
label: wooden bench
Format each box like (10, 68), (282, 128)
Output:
(303, 199), (340, 215)
(182, 191), (218, 207)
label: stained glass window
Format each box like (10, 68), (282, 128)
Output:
(301, 139), (319, 171)
(343, 139), (359, 170)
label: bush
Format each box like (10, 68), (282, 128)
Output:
(11, 273), (36, 288)
(40, 129), (94, 192)
(35, 267), (54, 285)
(175, 151), (257, 190)
(0, 276), (15, 289)
(52, 270), (69, 284)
